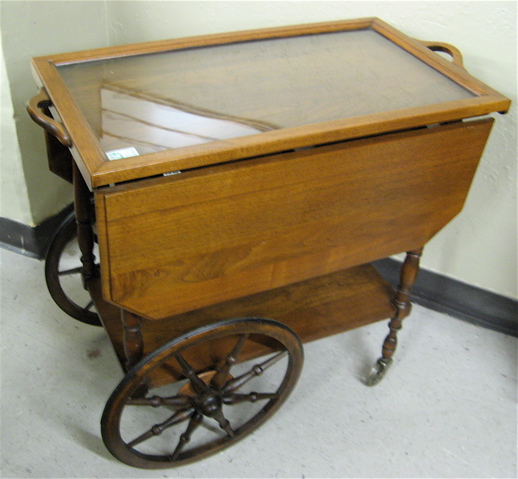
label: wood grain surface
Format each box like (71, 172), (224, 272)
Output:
(89, 263), (395, 369)
(30, 18), (509, 188)
(95, 119), (492, 319)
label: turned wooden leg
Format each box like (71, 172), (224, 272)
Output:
(121, 310), (148, 398)
(72, 162), (97, 284)
(121, 310), (144, 371)
(367, 248), (423, 386)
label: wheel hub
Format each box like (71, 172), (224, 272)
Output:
(101, 318), (303, 468)
(178, 369), (234, 436)
(179, 370), (232, 396)
(193, 389), (223, 418)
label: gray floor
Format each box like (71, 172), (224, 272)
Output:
(1, 247), (516, 478)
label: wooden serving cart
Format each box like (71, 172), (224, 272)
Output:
(28, 18), (510, 468)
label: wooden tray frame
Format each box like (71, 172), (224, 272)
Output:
(30, 18), (510, 189)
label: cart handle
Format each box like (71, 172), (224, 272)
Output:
(27, 88), (72, 147)
(420, 41), (464, 68)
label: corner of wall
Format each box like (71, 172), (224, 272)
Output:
(0, 40), (33, 225)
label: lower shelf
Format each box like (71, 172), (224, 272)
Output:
(89, 262), (396, 369)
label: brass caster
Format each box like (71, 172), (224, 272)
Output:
(366, 358), (393, 386)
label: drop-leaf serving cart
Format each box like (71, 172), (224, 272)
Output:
(28, 18), (510, 468)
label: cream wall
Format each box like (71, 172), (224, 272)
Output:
(1, 1), (516, 299)
(1, 1), (110, 224)
(1, 43), (31, 224)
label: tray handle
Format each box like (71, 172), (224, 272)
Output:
(420, 41), (464, 68)
(27, 88), (72, 147)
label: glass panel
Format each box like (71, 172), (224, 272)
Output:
(57, 28), (474, 159)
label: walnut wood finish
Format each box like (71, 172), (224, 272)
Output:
(87, 263), (395, 369)
(28, 19), (511, 467)
(366, 249), (423, 386)
(34, 96), (75, 183)
(26, 88), (71, 147)
(100, 318), (303, 468)
(29, 18), (510, 189)
(382, 249), (423, 358)
(95, 119), (493, 320)
(72, 162), (97, 283)
(44, 210), (101, 325)
(421, 41), (464, 68)
(121, 310), (144, 370)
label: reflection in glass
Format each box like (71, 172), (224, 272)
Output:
(101, 84), (275, 158)
(57, 28), (475, 160)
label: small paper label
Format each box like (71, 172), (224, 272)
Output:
(106, 147), (139, 160)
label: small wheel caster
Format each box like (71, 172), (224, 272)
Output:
(366, 358), (393, 386)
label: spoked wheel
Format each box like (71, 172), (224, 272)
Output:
(44, 211), (101, 326)
(101, 317), (303, 469)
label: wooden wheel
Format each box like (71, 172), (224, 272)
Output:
(101, 317), (303, 469)
(44, 211), (101, 326)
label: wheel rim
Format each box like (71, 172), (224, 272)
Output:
(101, 317), (303, 468)
(44, 212), (101, 326)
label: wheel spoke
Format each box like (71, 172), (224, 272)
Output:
(211, 334), (249, 390)
(101, 319), (303, 468)
(171, 413), (203, 461)
(211, 408), (235, 438)
(223, 392), (279, 405)
(128, 407), (194, 447)
(175, 353), (207, 394)
(58, 261), (98, 277)
(126, 394), (192, 408)
(84, 299), (95, 311)
(222, 350), (287, 394)
(58, 266), (83, 276)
